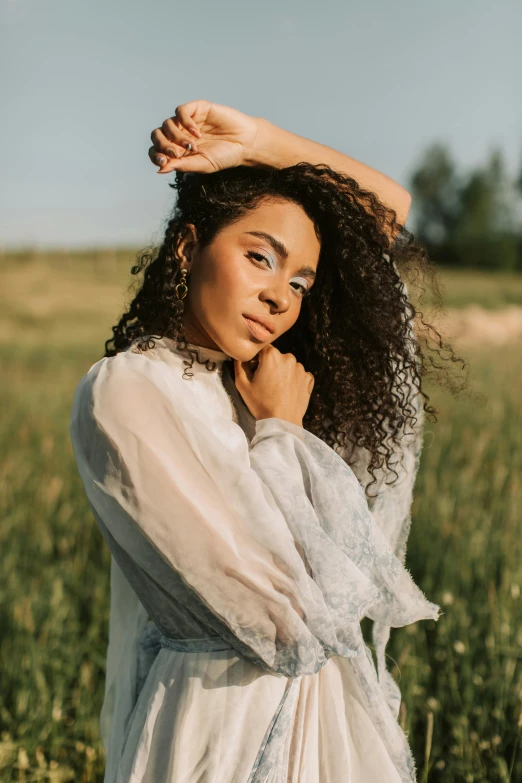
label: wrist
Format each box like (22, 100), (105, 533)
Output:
(242, 117), (287, 170)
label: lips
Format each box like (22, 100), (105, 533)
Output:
(242, 313), (275, 334)
(242, 315), (274, 341)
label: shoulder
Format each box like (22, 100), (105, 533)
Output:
(71, 346), (182, 427)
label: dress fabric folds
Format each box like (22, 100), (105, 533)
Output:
(69, 333), (439, 783)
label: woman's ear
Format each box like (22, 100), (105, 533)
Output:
(176, 223), (199, 265)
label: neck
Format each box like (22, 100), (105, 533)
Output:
(161, 335), (233, 368)
(182, 312), (223, 353)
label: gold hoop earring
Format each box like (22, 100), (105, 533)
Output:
(175, 268), (189, 301)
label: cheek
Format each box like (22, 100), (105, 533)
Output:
(221, 259), (250, 295)
(191, 255), (247, 317)
(207, 255), (253, 301)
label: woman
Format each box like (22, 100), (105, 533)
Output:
(70, 100), (459, 782)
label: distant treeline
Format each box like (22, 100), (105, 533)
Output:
(408, 143), (522, 270)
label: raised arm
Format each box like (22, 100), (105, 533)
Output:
(243, 117), (412, 230)
(148, 100), (411, 238)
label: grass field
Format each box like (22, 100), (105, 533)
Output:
(1, 250), (521, 782)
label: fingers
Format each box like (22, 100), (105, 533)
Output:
(256, 343), (276, 364)
(296, 362), (314, 393)
(174, 102), (205, 138)
(175, 101), (201, 139)
(154, 153), (215, 175)
(148, 144), (189, 170)
(160, 118), (200, 151)
(148, 100), (210, 174)
(151, 127), (197, 160)
(148, 146), (168, 168)
(148, 141), (193, 166)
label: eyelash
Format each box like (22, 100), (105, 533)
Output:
(246, 252), (311, 297)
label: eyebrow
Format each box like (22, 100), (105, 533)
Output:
(243, 231), (317, 280)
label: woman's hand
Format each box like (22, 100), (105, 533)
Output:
(148, 100), (261, 174)
(234, 345), (315, 428)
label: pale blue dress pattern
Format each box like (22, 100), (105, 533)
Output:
(69, 327), (439, 783)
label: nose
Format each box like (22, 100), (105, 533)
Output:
(259, 281), (291, 314)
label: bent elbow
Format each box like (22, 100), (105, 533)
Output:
(395, 188), (412, 228)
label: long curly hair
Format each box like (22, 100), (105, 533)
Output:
(105, 162), (467, 497)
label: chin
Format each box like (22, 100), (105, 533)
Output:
(221, 336), (265, 363)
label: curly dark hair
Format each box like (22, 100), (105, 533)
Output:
(104, 162), (467, 497)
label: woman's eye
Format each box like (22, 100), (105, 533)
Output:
(247, 251), (271, 267)
(246, 252), (310, 297)
(291, 281), (309, 296)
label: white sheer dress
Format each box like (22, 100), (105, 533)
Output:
(69, 332), (439, 783)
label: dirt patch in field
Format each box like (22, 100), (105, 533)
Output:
(426, 305), (522, 345)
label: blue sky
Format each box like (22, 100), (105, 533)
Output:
(1, 0), (521, 248)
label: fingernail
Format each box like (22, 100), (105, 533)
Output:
(157, 155), (167, 166)
(167, 148), (177, 158)
(183, 141), (193, 151)
(190, 127), (201, 138)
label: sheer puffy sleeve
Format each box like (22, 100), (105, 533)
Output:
(70, 349), (438, 683)
(334, 269), (428, 717)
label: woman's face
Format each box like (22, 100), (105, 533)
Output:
(177, 198), (321, 362)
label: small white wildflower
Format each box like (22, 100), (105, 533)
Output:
(52, 702), (62, 722)
(17, 748), (29, 770)
(442, 591), (454, 606)
(453, 640), (466, 655)
(511, 584), (520, 599)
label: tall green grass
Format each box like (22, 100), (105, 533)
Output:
(1, 251), (521, 781)
(388, 343), (522, 782)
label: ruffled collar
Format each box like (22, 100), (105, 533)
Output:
(128, 333), (233, 371)
(161, 337), (233, 369)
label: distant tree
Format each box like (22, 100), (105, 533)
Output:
(516, 151), (522, 194)
(453, 148), (519, 269)
(409, 142), (461, 245)
(455, 149), (515, 236)
(409, 143), (522, 270)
